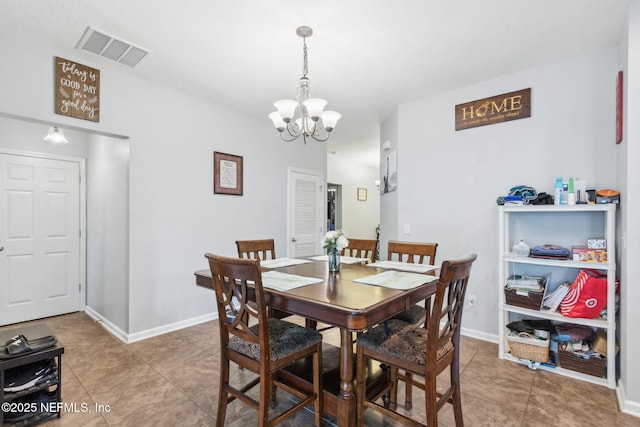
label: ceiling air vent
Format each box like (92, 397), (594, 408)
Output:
(76, 26), (151, 68)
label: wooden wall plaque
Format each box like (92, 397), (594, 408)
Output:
(54, 56), (100, 122)
(455, 88), (530, 131)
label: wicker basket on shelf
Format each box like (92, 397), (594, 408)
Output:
(507, 332), (550, 363)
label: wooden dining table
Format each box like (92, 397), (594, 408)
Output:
(194, 258), (438, 427)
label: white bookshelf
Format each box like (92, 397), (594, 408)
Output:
(498, 204), (617, 388)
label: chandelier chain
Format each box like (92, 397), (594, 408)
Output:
(302, 37), (308, 78)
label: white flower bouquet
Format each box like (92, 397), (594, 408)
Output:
(322, 230), (349, 252)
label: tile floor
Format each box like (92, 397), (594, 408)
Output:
(2, 312), (639, 426)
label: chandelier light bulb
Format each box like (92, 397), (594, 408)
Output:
(303, 98), (327, 120)
(321, 111), (341, 132)
(268, 112), (286, 132)
(273, 100), (298, 123)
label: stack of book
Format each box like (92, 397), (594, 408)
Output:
(505, 275), (546, 292)
(541, 281), (571, 312)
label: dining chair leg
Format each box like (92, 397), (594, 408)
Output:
(216, 357), (229, 427)
(388, 366), (398, 410)
(451, 354), (464, 427)
(270, 375), (277, 408)
(356, 346), (366, 427)
(404, 371), (413, 410)
(313, 348), (323, 427)
(260, 374), (271, 426)
(425, 373), (438, 427)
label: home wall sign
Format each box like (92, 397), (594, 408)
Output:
(455, 88), (530, 131)
(54, 56), (100, 122)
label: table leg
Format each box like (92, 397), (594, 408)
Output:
(336, 328), (356, 426)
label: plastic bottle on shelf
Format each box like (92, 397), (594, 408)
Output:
(554, 177), (563, 205)
(567, 177), (576, 205)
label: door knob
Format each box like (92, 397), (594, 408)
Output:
(291, 237), (298, 242)
(0, 246), (4, 252)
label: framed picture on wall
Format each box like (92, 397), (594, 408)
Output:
(616, 70), (623, 144)
(357, 188), (367, 201)
(214, 151), (243, 195)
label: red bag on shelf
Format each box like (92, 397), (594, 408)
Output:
(559, 269), (618, 319)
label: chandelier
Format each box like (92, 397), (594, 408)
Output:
(269, 26), (341, 143)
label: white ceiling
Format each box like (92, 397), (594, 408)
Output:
(0, 0), (629, 166)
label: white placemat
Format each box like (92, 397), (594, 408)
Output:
(366, 260), (438, 274)
(261, 270), (323, 292)
(260, 258), (312, 269)
(353, 270), (438, 290)
(308, 255), (371, 264)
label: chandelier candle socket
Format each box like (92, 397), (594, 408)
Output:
(269, 26), (341, 143)
(322, 230), (349, 273)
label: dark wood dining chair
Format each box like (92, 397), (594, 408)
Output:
(236, 239), (292, 321)
(387, 240), (438, 409)
(236, 239), (277, 262)
(387, 240), (438, 325)
(205, 253), (323, 427)
(356, 254), (477, 427)
(236, 238), (319, 329)
(387, 240), (438, 265)
(342, 238), (378, 263)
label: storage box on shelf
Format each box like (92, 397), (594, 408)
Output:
(498, 204), (617, 389)
(557, 350), (607, 377)
(504, 274), (547, 310)
(504, 288), (544, 310)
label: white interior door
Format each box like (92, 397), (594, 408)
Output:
(0, 153), (81, 325)
(288, 169), (324, 257)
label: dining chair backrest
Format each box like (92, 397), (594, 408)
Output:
(387, 240), (438, 265)
(235, 239), (302, 323)
(342, 238), (377, 263)
(207, 254), (268, 355)
(236, 239), (276, 261)
(427, 253), (477, 363)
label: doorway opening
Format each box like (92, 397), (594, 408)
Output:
(327, 183), (342, 231)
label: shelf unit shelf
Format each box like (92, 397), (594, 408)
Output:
(498, 203), (617, 389)
(0, 325), (64, 426)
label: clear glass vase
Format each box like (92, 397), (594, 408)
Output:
(328, 249), (341, 272)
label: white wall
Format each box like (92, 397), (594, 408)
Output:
(618, 1), (640, 415)
(0, 30), (326, 337)
(382, 48), (618, 337)
(327, 153), (380, 240)
(0, 116), (88, 158)
(379, 110), (399, 260)
(86, 135), (130, 332)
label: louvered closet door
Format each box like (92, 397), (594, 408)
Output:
(0, 154), (81, 325)
(288, 170), (324, 257)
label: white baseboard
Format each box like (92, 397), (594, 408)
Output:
(84, 306), (217, 344)
(617, 379), (640, 419)
(84, 306), (129, 343)
(461, 326), (499, 344)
